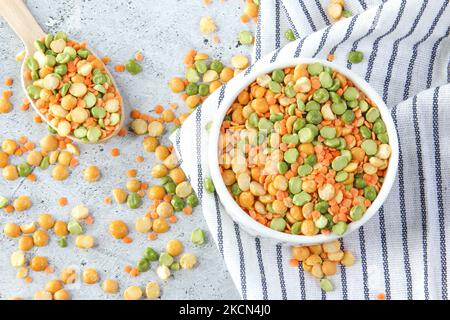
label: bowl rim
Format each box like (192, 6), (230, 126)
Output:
(208, 57), (399, 245)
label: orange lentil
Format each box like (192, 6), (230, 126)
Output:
(134, 52), (144, 61)
(135, 155), (144, 163)
(240, 14), (250, 23)
(4, 205), (14, 214)
(154, 105), (164, 114)
(33, 115), (42, 123)
(4, 77), (13, 86)
(169, 215), (177, 224)
(212, 35), (221, 44)
(289, 259), (300, 267)
(58, 197), (68, 207)
(376, 293), (386, 300)
(148, 232), (157, 240)
(26, 174), (37, 182)
(327, 53), (335, 61)
(44, 266), (54, 274)
(25, 276), (33, 283)
(122, 236), (133, 244)
(127, 169), (137, 178)
(111, 148), (120, 157)
(84, 215), (94, 225)
(18, 136), (27, 144)
(118, 128), (127, 137)
(124, 265), (132, 273)
(104, 197), (112, 204)
(182, 206), (193, 215)
(101, 56), (111, 64)
(129, 269), (139, 277)
(114, 64), (125, 72)
(69, 158), (79, 168)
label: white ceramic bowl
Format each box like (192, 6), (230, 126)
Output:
(208, 58), (399, 245)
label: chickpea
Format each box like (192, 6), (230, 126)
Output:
(45, 280), (63, 294)
(112, 188), (128, 204)
(0, 151), (9, 168)
(52, 164), (69, 180)
(145, 282), (161, 299)
(75, 235), (95, 249)
(309, 245), (323, 255)
(3, 165), (18, 181)
(155, 145), (170, 160)
(163, 153), (179, 170)
(135, 217), (152, 233)
(244, 2), (258, 17)
(58, 151), (72, 166)
(102, 279), (119, 294)
(13, 195), (32, 211)
(143, 136), (159, 152)
(222, 170), (236, 186)
(341, 251), (355, 267)
(180, 253), (197, 269)
(31, 256), (48, 271)
(38, 213), (55, 229)
(166, 239), (183, 257)
(299, 143), (314, 155)
(81, 165), (100, 182)
(169, 167), (186, 184)
(60, 268), (77, 284)
(34, 290), (52, 300)
(4, 223), (21, 238)
(152, 218), (169, 233)
(186, 95), (201, 108)
(209, 80), (222, 93)
(40, 135), (58, 152)
(151, 164), (168, 178)
(26, 151), (43, 166)
(54, 289), (70, 300)
(239, 191), (254, 208)
(169, 77), (185, 93)
(124, 285), (143, 300)
(131, 119), (148, 135)
(83, 268), (99, 284)
(18, 235), (34, 251)
(272, 200), (287, 214)
(109, 220), (128, 239)
(1, 139), (18, 155)
(156, 202), (174, 218)
(322, 260), (337, 276)
(220, 67), (234, 82)
(161, 109), (175, 123)
(126, 179), (141, 192)
(33, 229), (49, 247)
(53, 220), (68, 237)
(20, 222), (36, 234)
(148, 185), (166, 200)
(301, 220), (317, 236)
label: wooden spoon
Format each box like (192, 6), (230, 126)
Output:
(0, 0), (124, 144)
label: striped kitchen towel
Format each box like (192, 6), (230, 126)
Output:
(170, 0), (450, 299)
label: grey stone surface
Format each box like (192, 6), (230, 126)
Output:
(0, 0), (250, 300)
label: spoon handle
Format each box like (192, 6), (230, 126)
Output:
(0, 0), (45, 54)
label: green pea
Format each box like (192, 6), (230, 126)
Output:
(0, 196), (9, 209)
(373, 119), (386, 134)
(210, 60), (224, 73)
(40, 156), (50, 170)
(319, 71), (333, 89)
(26, 57), (39, 71)
(296, 99), (306, 111)
(186, 193), (199, 207)
(54, 64), (68, 76)
(285, 84), (296, 98)
(185, 83), (199, 96)
(81, 92), (96, 109)
(63, 46), (77, 60)
(170, 262), (181, 271)
(285, 29), (296, 41)
(347, 99), (358, 109)
(377, 132), (389, 144)
(45, 55), (56, 67)
(331, 101), (347, 115)
(359, 100), (369, 112)
(281, 134), (299, 145)
(332, 221), (348, 235)
(56, 52), (70, 64)
(341, 109), (355, 124)
(364, 185), (377, 201)
(57, 237), (68, 248)
(194, 60), (208, 74)
(338, 137), (347, 150)
(54, 31), (68, 41)
(306, 110), (322, 125)
(204, 177), (215, 193)
(366, 107), (380, 123)
(17, 162), (32, 177)
(91, 106), (106, 119)
(328, 79), (341, 91)
(27, 85), (41, 100)
(186, 68), (200, 83)
(313, 88), (330, 103)
(304, 154), (317, 166)
(77, 48), (89, 59)
(144, 247), (159, 261)
(258, 118), (274, 131)
(284, 148), (299, 164)
(340, 149), (352, 162)
(330, 91), (341, 103)
(331, 156), (349, 171)
(298, 164), (312, 177)
(171, 196), (185, 212)
(269, 81), (282, 93)
(93, 73), (106, 85)
(191, 228), (206, 245)
(238, 30), (254, 44)
(231, 183), (242, 196)
(293, 118), (306, 132)
(350, 204), (366, 221)
(198, 84), (210, 96)
(342, 9), (352, 18)
(287, 103), (297, 115)
(44, 34), (54, 48)
(248, 113), (259, 128)
(347, 50), (364, 64)
(74, 126), (87, 139)
(324, 138), (341, 148)
(68, 221), (83, 235)
(354, 175), (366, 189)
(125, 59), (142, 75)
(360, 126), (372, 139)
(288, 176), (302, 194)
(137, 258), (150, 272)
(293, 192), (311, 206)
(305, 100), (320, 111)
(320, 278), (334, 292)
(307, 62), (323, 76)
(271, 69), (285, 83)
(315, 215), (328, 229)
(291, 221), (302, 235)
(159, 252), (174, 267)
(335, 171), (349, 182)
(60, 83), (71, 97)
(315, 201), (329, 214)
(343, 87), (359, 101)
(31, 70), (40, 81)
(86, 126), (101, 142)
(34, 40), (45, 52)
(306, 124), (319, 137)
(164, 181), (176, 194)
(270, 218), (286, 232)
(361, 139), (378, 155)
(320, 126), (336, 139)
(276, 162), (288, 175)
(93, 84), (106, 94)
(127, 193), (142, 209)
(298, 127), (315, 143)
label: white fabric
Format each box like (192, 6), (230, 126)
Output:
(170, 0), (450, 299)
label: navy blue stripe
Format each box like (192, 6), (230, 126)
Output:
(358, 226), (370, 299)
(298, 0), (317, 32)
(391, 106), (413, 299)
(298, 264), (306, 300)
(175, 127), (183, 165)
(255, 238), (268, 300)
(195, 107), (203, 204)
(412, 96), (429, 299)
(404, 1), (448, 98)
(314, 0), (330, 25)
(281, 1), (300, 38)
(365, 0), (407, 82)
(347, 3), (384, 69)
(276, 244), (287, 300)
(233, 222), (247, 299)
(270, 47), (283, 63)
(254, 0), (262, 61)
(294, 36), (307, 58)
(432, 87), (447, 300)
(329, 14), (359, 55)
(213, 193), (224, 256)
(382, 0), (429, 102)
(358, 0), (368, 10)
(339, 239), (348, 300)
(274, 0), (281, 50)
(312, 25), (332, 57)
(427, 27), (450, 89)
(321, 288), (327, 300)
(378, 206), (391, 299)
